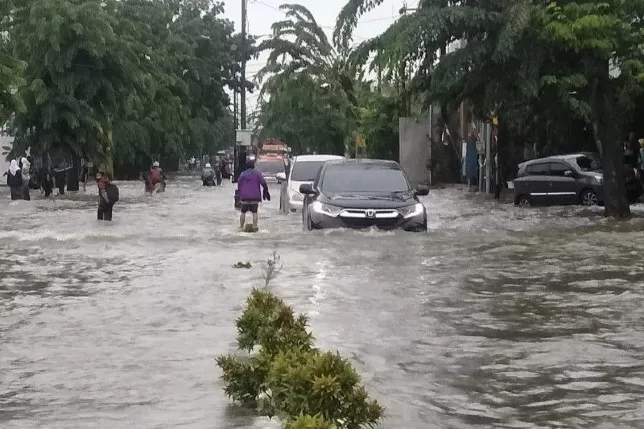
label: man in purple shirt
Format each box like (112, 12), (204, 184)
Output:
(237, 157), (270, 229)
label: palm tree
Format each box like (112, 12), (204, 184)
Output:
(256, 4), (356, 105)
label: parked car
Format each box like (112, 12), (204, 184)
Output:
(276, 154), (344, 213)
(299, 159), (429, 232)
(513, 153), (643, 207)
(255, 155), (287, 183)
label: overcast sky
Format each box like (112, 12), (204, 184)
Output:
(220, 0), (407, 122)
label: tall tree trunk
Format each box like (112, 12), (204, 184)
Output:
(66, 153), (80, 191)
(593, 69), (629, 218)
(494, 123), (502, 199)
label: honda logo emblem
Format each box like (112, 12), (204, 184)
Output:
(365, 209), (376, 218)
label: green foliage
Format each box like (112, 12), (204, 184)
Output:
(262, 350), (384, 428)
(0, 0), (26, 124)
(4, 0), (248, 176)
(285, 415), (337, 429)
(217, 286), (384, 429)
(255, 4), (358, 155)
(258, 74), (351, 155)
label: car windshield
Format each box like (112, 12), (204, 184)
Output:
(255, 159), (285, 174)
(574, 154), (602, 171)
(290, 161), (326, 181)
(321, 164), (410, 193)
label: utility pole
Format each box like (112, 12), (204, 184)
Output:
(233, 0), (248, 200)
(240, 0), (247, 130)
(233, 89), (238, 130)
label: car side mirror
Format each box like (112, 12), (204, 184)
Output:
(276, 172), (287, 182)
(564, 170), (575, 178)
(415, 185), (429, 196)
(299, 183), (315, 195)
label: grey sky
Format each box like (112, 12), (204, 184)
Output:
(220, 0), (405, 119)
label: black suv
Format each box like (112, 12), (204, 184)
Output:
(513, 153), (642, 207)
(299, 159), (429, 232)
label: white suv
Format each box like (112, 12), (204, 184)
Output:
(276, 154), (344, 213)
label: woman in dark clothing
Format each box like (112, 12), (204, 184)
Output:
(6, 160), (24, 200)
(41, 167), (54, 197)
(96, 172), (114, 221)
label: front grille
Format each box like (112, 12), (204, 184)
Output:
(340, 217), (400, 229)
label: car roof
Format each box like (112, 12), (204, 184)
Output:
(520, 152), (596, 167)
(256, 155), (285, 162)
(323, 158), (401, 167)
(293, 154), (344, 162)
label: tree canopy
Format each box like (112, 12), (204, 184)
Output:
(2, 0), (251, 177)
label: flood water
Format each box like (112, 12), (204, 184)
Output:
(2, 177), (644, 429)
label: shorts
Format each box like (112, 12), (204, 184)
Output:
(240, 200), (259, 213)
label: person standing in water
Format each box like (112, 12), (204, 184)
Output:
(145, 161), (166, 193)
(96, 172), (114, 221)
(237, 157), (270, 230)
(6, 160), (24, 200)
(20, 157), (31, 200)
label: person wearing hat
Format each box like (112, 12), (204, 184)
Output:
(202, 162), (216, 186)
(145, 161), (166, 193)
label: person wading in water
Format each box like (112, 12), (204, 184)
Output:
(6, 160), (24, 200)
(96, 172), (117, 221)
(237, 157), (270, 230)
(145, 161), (166, 193)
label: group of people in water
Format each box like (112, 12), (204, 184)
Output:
(4, 157), (34, 201)
(201, 158), (230, 186)
(5, 154), (271, 230)
(95, 161), (167, 221)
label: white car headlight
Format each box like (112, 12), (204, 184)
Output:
(398, 203), (425, 218)
(311, 201), (342, 217)
(593, 175), (603, 184)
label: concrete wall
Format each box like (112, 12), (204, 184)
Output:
(399, 117), (431, 187)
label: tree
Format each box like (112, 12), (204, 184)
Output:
(0, 0), (26, 125)
(6, 0), (248, 177)
(543, 0), (644, 217)
(336, 0), (644, 214)
(11, 0), (140, 175)
(255, 4), (358, 154)
(109, 0), (249, 176)
(258, 74), (350, 154)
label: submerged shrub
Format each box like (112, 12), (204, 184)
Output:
(262, 350), (384, 429)
(285, 414), (337, 429)
(217, 287), (384, 429)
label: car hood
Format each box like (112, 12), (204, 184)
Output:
(320, 192), (417, 209)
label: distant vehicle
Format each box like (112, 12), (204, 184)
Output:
(512, 153), (643, 207)
(256, 154), (287, 183)
(259, 138), (291, 158)
(276, 154), (344, 213)
(299, 159), (429, 232)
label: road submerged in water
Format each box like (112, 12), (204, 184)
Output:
(1, 177), (644, 429)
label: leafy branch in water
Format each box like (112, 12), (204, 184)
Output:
(262, 250), (283, 287)
(216, 254), (384, 429)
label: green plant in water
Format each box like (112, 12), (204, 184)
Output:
(261, 350), (384, 429)
(285, 414), (337, 429)
(217, 255), (384, 429)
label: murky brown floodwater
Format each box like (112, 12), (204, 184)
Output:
(1, 178), (644, 429)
